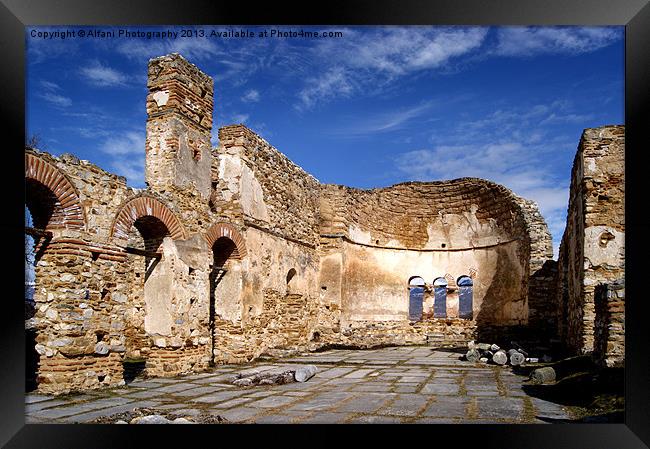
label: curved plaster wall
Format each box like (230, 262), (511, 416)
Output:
(319, 178), (549, 327)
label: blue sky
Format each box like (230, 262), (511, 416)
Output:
(26, 26), (624, 257)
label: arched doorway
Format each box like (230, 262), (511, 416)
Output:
(458, 275), (474, 319)
(433, 277), (448, 318)
(25, 154), (85, 392)
(124, 215), (173, 377)
(408, 276), (425, 322)
(204, 222), (247, 365)
(210, 236), (238, 365)
(111, 195), (186, 379)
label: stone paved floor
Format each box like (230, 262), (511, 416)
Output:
(25, 346), (571, 424)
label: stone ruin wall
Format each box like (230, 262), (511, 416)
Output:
(145, 53), (214, 199)
(557, 125), (625, 355)
(593, 280), (625, 368)
(514, 197), (558, 345)
(25, 52), (576, 395)
(26, 149), (134, 393)
(317, 179), (554, 347)
(209, 124), (324, 363)
(26, 145), (225, 393)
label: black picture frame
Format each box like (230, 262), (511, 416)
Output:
(4, 0), (648, 447)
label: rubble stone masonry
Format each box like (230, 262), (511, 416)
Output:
(594, 280), (625, 368)
(24, 52), (623, 395)
(557, 125), (625, 355)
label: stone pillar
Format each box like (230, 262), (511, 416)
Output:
(594, 280), (625, 368)
(145, 53), (214, 198)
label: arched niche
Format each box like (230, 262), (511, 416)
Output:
(433, 277), (448, 318)
(408, 276), (425, 322)
(457, 275), (474, 319)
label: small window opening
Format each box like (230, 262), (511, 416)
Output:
(286, 268), (297, 286)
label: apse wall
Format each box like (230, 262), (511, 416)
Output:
(319, 179), (552, 331)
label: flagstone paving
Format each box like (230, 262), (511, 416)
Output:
(24, 346), (571, 424)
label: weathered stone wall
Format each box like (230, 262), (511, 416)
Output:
(26, 150), (133, 393)
(208, 126), (323, 362)
(557, 125), (625, 355)
(213, 125), (321, 246)
(210, 228), (322, 364)
(336, 319), (477, 349)
(317, 179), (553, 345)
(145, 53), (214, 199)
(515, 198), (558, 339)
(25, 54), (219, 393)
(25, 51), (577, 395)
(593, 280), (625, 368)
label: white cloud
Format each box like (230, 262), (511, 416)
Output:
(331, 101), (437, 137)
(391, 97), (592, 257)
(230, 113), (249, 124)
(110, 156), (145, 187)
(40, 80), (61, 91)
(80, 61), (128, 87)
(99, 131), (143, 156)
(297, 67), (355, 111)
(39, 92), (72, 108)
(116, 37), (221, 62)
(98, 131), (145, 186)
(494, 26), (622, 57)
(317, 27), (488, 76)
(242, 89), (260, 102)
(27, 27), (80, 64)
(37, 80), (72, 107)
(540, 112), (595, 125)
(361, 102), (436, 133)
(296, 27), (488, 109)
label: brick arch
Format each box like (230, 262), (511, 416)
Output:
(110, 195), (187, 241)
(25, 152), (85, 230)
(204, 222), (247, 259)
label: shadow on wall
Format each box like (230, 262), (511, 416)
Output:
(474, 246), (529, 344)
(527, 259), (560, 340)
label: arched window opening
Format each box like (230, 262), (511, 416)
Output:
(210, 236), (238, 365)
(212, 237), (236, 269)
(25, 179), (57, 231)
(457, 275), (474, 319)
(286, 268), (297, 292)
(124, 214), (172, 379)
(408, 276), (425, 322)
(25, 180), (56, 263)
(433, 277), (448, 318)
(130, 216), (170, 280)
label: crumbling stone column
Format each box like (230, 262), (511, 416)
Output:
(594, 280), (625, 368)
(145, 53), (214, 198)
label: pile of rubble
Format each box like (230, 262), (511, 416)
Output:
(88, 407), (227, 424)
(464, 341), (551, 366)
(232, 365), (318, 387)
